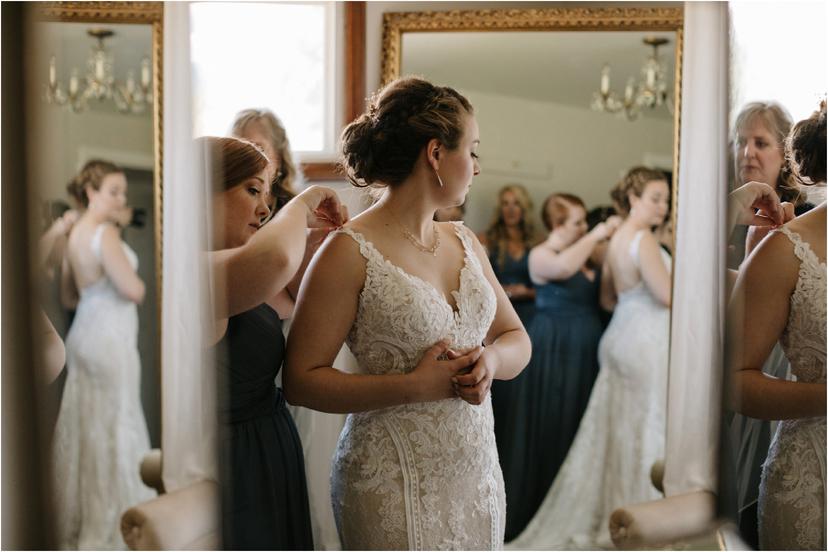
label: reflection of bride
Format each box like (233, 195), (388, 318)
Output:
(508, 167), (672, 549)
(52, 161), (154, 549)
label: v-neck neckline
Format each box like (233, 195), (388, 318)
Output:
(347, 224), (472, 317)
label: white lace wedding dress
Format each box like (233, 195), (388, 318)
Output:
(758, 226), (826, 550)
(52, 224), (155, 549)
(508, 229), (670, 550)
(331, 223), (505, 550)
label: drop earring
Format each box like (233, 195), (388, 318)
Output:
(435, 169), (444, 188)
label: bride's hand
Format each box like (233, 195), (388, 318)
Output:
(410, 341), (482, 402)
(449, 345), (498, 406)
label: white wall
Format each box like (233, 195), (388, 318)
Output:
(461, 88), (674, 233)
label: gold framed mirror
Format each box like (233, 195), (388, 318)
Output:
(382, 6), (683, 234)
(381, 7), (685, 547)
(26, 3), (164, 547)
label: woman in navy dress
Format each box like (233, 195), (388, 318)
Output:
(204, 136), (346, 549)
(501, 192), (619, 541)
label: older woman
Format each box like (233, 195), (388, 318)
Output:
(203, 136), (346, 549)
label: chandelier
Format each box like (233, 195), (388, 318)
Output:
(44, 28), (152, 115)
(591, 37), (674, 121)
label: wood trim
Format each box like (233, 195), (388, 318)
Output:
(304, 1), (365, 182)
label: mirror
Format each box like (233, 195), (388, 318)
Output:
(721, 2), (826, 550)
(27, 3), (163, 548)
(385, 6), (683, 548)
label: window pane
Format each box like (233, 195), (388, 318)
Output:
(190, 2), (331, 152)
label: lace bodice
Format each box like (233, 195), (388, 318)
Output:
(776, 226), (827, 384)
(758, 226), (826, 551)
(342, 222), (497, 373)
(331, 222), (505, 550)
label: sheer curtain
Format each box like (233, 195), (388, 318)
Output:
(161, 2), (217, 492)
(663, 1), (729, 497)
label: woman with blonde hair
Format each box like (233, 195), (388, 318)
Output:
(482, 184), (538, 325)
(730, 100), (826, 550)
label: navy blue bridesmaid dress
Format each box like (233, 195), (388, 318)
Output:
(217, 304), (314, 550)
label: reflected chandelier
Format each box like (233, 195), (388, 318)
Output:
(44, 28), (152, 115)
(591, 37), (674, 121)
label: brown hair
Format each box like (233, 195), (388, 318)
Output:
(541, 193), (586, 231)
(198, 136), (270, 194)
(66, 159), (123, 208)
(611, 167), (667, 216)
(485, 184), (538, 268)
(231, 108), (297, 210)
(785, 99), (826, 186)
(734, 101), (802, 204)
(340, 76), (473, 188)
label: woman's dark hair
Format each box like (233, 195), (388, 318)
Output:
(785, 99), (826, 186)
(198, 136), (270, 193)
(66, 159), (123, 208)
(541, 193), (586, 231)
(340, 76), (473, 188)
(610, 167), (667, 216)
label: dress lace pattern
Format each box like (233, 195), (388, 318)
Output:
(331, 222), (505, 550)
(52, 224), (155, 549)
(507, 229), (670, 550)
(758, 226), (826, 551)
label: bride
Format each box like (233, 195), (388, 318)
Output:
(508, 167), (671, 550)
(284, 76), (531, 550)
(53, 160), (154, 549)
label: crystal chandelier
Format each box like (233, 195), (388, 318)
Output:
(591, 37), (674, 121)
(44, 28), (153, 115)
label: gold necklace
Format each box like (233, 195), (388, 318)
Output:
(388, 209), (441, 256)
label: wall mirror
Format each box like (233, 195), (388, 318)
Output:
(383, 6), (684, 547)
(26, 2), (163, 547)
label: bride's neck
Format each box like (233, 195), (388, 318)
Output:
(374, 184), (437, 241)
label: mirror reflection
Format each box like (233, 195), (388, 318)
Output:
(721, 2), (826, 550)
(29, 20), (159, 549)
(401, 28), (677, 548)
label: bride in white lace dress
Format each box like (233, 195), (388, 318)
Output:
(285, 77), (531, 550)
(53, 161), (154, 549)
(730, 103), (826, 550)
(508, 168), (672, 550)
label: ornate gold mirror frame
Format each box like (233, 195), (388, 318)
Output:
(382, 5), (684, 227)
(34, 1), (165, 434)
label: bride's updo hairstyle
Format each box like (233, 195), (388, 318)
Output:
(610, 166), (667, 216)
(340, 76), (473, 188)
(66, 159), (123, 208)
(785, 99), (826, 186)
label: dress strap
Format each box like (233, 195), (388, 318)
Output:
(89, 224), (108, 261)
(774, 226), (825, 268)
(450, 221), (476, 256)
(336, 227), (382, 265)
(628, 229), (647, 269)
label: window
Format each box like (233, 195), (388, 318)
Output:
(190, 2), (338, 158)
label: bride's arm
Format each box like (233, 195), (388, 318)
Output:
(638, 231), (671, 307)
(728, 232), (826, 420)
(453, 228), (531, 395)
(283, 232), (481, 413)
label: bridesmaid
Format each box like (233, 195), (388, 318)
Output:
(500, 192), (618, 541)
(203, 136), (346, 549)
(481, 184), (539, 326)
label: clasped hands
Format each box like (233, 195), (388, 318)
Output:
(412, 340), (499, 406)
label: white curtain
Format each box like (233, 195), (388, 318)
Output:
(663, 1), (729, 496)
(161, 2), (217, 491)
